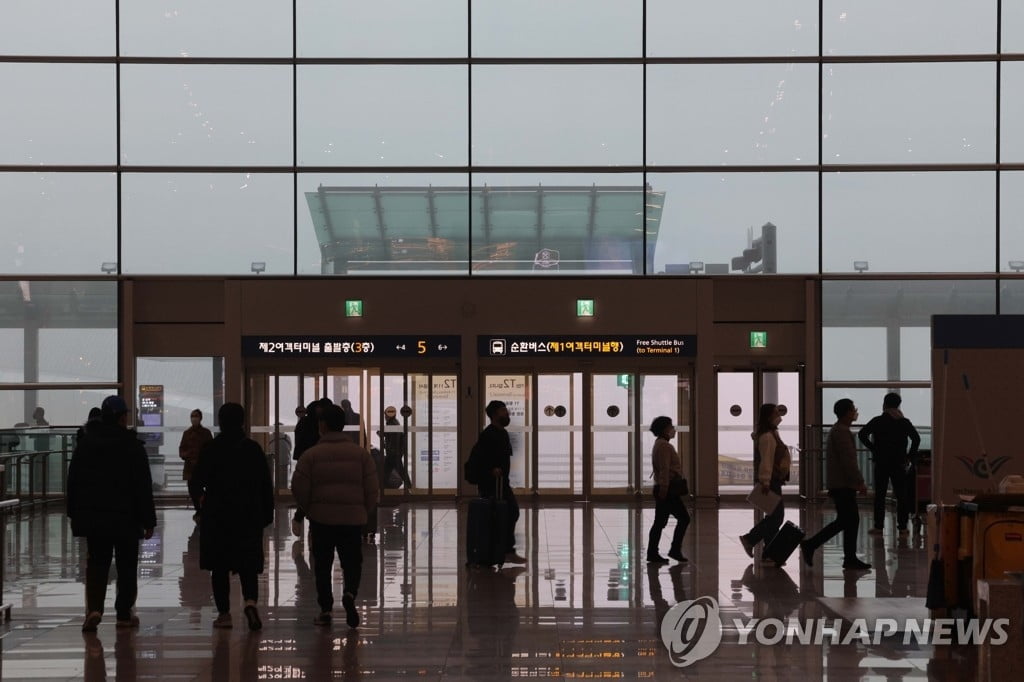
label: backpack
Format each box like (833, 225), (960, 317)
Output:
(464, 441), (483, 485)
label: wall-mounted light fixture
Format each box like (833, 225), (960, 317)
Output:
(853, 261), (869, 273)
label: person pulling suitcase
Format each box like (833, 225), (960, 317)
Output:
(465, 401), (526, 566)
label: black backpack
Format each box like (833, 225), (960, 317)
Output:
(463, 441), (483, 485)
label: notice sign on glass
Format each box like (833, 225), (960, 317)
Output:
(478, 335), (696, 357)
(242, 335), (460, 358)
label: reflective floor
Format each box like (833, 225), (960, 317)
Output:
(0, 501), (989, 680)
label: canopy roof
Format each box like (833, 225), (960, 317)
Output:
(305, 185), (665, 274)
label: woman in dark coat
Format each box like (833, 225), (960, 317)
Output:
(193, 402), (274, 631)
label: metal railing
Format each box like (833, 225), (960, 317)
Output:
(0, 428), (77, 509)
(803, 424), (932, 500)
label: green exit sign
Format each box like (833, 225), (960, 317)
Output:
(750, 331), (768, 348)
(345, 300), (363, 317)
(617, 374), (631, 388)
(576, 299), (595, 317)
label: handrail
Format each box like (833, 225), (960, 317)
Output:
(0, 496), (19, 621)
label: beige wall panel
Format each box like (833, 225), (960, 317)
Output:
(133, 280), (225, 323)
(133, 323), (225, 356)
(932, 348), (1024, 503)
(712, 278), (807, 322)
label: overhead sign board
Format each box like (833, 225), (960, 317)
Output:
(242, 335), (460, 358)
(478, 335), (696, 358)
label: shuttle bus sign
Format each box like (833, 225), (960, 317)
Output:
(478, 335), (696, 357)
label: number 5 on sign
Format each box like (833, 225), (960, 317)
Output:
(417, 340), (427, 355)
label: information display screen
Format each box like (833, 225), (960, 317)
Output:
(242, 335), (460, 358)
(477, 335), (697, 357)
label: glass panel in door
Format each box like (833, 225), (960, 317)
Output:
(326, 369), (369, 448)
(482, 375), (531, 492)
(639, 374), (686, 495)
(376, 373), (415, 495)
(591, 373), (634, 493)
(536, 373), (582, 495)
(430, 374), (459, 492)
(717, 372), (755, 493)
(761, 371), (800, 494)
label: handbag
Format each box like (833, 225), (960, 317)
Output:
(667, 475), (688, 497)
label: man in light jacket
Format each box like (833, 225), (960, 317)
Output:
(291, 404), (378, 628)
(801, 398), (872, 571)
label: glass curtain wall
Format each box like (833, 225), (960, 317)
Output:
(1, 1), (1021, 429)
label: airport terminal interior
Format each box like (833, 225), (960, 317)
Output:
(3, 1), (1024, 680)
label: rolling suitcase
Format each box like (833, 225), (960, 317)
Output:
(764, 521), (805, 566)
(466, 482), (509, 567)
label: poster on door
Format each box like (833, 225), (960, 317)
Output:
(413, 375), (459, 488)
(483, 375), (528, 489)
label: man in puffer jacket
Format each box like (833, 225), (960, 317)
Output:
(67, 395), (156, 632)
(291, 404), (378, 629)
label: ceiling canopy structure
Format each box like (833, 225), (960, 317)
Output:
(305, 185), (665, 275)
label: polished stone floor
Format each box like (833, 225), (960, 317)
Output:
(0, 500), (988, 680)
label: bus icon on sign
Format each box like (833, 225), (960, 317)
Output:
(490, 339), (506, 355)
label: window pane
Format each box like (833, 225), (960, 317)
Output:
(1000, 280), (1024, 314)
(122, 173), (294, 275)
(0, 389), (114, 431)
(823, 0), (996, 55)
(470, 173), (643, 275)
(1002, 172), (1024, 273)
(136, 357), (225, 496)
(472, 66), (642, 166)
(1002, 63), (1024, 163)
(120, 0), (291, 57)
(822, 280), (995, 380)
(647, 0), (817, 57)
(647, 64), (817, 166)
(298, 66), (467, 167)
(472, 0), (640, 57)
(1, 173), (116, 276)
(298, 173), (469, 275)
(822, 172), (994, 273)
(297, 0), (466, 57)
(1006, 1), (1024, 53)
(822, 388), (931, 431)
(120, 65), (292, 166)
(0, 0), (113, 56)
(647, 172), (817, 275)
(0, 64), (115, 165)
(823, 63), (995, 164)
(0, 281), (117, 384)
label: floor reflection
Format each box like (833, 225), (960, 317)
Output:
(0, 502), (987, 680)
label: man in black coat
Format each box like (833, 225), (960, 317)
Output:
(857, 392), (921, 536)
(67, 395), (156, 632)
(474, 400), (526, 565)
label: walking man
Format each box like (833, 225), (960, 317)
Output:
(858, 392), (920, 536)
(801, 398), (872, 571)
(474, 400), (526, 565)
(67, 395), (156, 631)
(292, 405), (379, 628)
